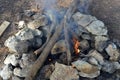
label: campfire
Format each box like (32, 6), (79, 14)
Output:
(0, 0), (120, 80)
(73, 38), (80, 54)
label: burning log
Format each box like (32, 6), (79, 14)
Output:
(25, 0), (79, 80)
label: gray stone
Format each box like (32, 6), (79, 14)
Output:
(72, 60), (100, 78)
(13, 67), (29, 77)
(80, 40), (90, 51)
(50, 62), (79, 80)
(36, 64), (55, 80)
(5, 27), (43, 53)
(73, 12), (96, 27)
(0, 65), (12, 80)
(27, 15), (48, 29)
(105, 43), (120, 61)
(102, 61), (120, 73)
(95, 36), (108, 52)
(86, 20), (108, 36)
(15, 28), (34, 41)
(51, 40), (66, 55)
(4, 36), (19, 52)
(4, 54), (19, 66)
(88, 50), (104, 65)
(19, 54), (35, 68)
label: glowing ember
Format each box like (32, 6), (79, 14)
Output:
(73, 38), (80, 54)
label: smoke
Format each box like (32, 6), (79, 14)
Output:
(35, 0), (57, 10)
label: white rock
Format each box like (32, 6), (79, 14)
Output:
(18, 21), (25, 29)
(50, 62), (79, 80)
(0, 65), (12, 80)
(72, 60), (100, 78)
(88, 50), (104, 65)
(4, 54), (19, 66)
(86, 20), (108, 36)
(13, 67), (29, 77)
(105, 43), (120, 61)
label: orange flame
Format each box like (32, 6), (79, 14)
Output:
(73, 38), (80, 54)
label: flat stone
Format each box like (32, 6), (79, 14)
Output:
(50, 62), (79, 80)
(27, 15), (48, 29)
(0, 21), (10, 37)
(72, 60), (100, 78)
(86, 20), (108, 36)
(0, 65), (12, 80)
(73, 12), (96, 27)
(105, 43), (120, 61)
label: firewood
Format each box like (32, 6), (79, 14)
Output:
(25, 0), (79, 80)
(64, 20), (71, 65)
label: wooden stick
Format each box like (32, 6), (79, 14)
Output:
(64, 20), (71, 65)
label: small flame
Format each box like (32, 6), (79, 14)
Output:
(73, 38), (80, 54)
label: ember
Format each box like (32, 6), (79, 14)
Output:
(73, 38), (80, 54)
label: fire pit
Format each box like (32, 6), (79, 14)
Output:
(0, 0), (120, 80)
